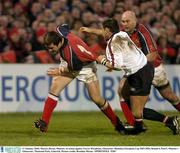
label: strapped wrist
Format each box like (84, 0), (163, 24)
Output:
(101, 58), (107, 66)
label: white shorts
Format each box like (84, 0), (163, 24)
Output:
(59, 61), (97, 84)
(73, 62), (97, 83)
(152, 64), (169, 88)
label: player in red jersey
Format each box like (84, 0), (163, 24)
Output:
(118, 11), (180, 134)
(34, 24), (126, 134)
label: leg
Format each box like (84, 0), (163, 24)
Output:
(131, 96), (149, 119)
(118, 77), (130, 100)
(127, 62), (154, 134)
(76, 63), (126, 134)
(35, 74), (74, 132)
(157, 84), (180, 111)
(153, 64), (180, 111)
(86, 80), (126, 134)
(118, 77), (135, 125)
(143, 108), (166, 122)
(118, 77), (179, 134)
(130, 95), (149, 133)
(143, 108), (179, 134)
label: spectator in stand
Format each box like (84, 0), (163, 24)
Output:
(8, 27), (30, 63)
(166, 24), (178, 46)
(175, 34), (180, 64)
(81, 11), (95, 26)
(32, 26), (47, 51)
(55, 15), (67, 26)
(0, 0), (179, 63)
(173, 10), (180, 29)
(0, 15), (9, 53)
(157, 36), (176, 64)
(47, 22), (57, 32)
(50, 1), (61, 16)
(102, 1), (115, 17)
(71, 6), (81, 22)
(90, 1), (103, 17)
(28, 2), (43, 26)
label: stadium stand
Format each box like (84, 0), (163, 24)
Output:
(0, 50), (16, 63)
(0, 0), (179, 64)
(34, 50), (55, 63)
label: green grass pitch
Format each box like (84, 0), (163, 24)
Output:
(0, 111), (180, 146)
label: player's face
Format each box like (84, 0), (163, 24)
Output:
(46, 43), (59, 54)
(46, 40), (64, 55)
(103, 27), (112, 41)
(121, 17), (136, 33)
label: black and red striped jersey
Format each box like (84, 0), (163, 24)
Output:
(128, 23), (162, 67)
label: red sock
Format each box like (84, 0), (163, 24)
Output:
(41, 94), (58, 125)
(120, 101), (135, 126)
(173, 102), (180, 111)
(100, 101), (118, 126)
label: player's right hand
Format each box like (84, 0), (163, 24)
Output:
(47, 67), (64, 76)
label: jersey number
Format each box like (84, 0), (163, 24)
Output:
(77, 45), (92, 57)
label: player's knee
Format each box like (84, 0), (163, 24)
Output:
(164, 93), (180, 104)
(90, 95), (104, 105)
(49, 83), (61, 95)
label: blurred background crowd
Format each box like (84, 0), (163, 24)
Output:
(0, 0), (179, 64)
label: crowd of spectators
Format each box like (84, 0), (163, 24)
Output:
(0, 0), (179, 64)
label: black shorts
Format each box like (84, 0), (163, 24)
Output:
(127, 62), (154, 96)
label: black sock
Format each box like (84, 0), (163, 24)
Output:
(143, 108), (166, 122)
(134, 118), (143, 129)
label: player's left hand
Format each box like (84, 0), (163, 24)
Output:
(47, 67), (65, 76)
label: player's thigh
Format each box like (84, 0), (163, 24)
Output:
(128, 62), (154, 96)
(50, 74), (74, 95)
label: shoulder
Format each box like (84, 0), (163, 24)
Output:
(137, 23), (145, 28)
(114, 31), (128, 38)
(113, 31), (129, 41)
(115, 31), (128, 37)
(56, 24), (70, 38)
(137, 23), (151, 33)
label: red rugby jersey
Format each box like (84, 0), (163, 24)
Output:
(56, 24), (98, 70)
(128, 24), (162, 67)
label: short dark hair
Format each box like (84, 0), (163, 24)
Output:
(44, 31), (63, 47)
(102, 18), (119, 33)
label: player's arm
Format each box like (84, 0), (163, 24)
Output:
(96, 52), (122, 71)
(79, 27), (103, 36)
(139, 24), (158, 62)
(96, 55), (113, 69)
(47, 58), (69, 76)
(146, 51), (158, 62)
